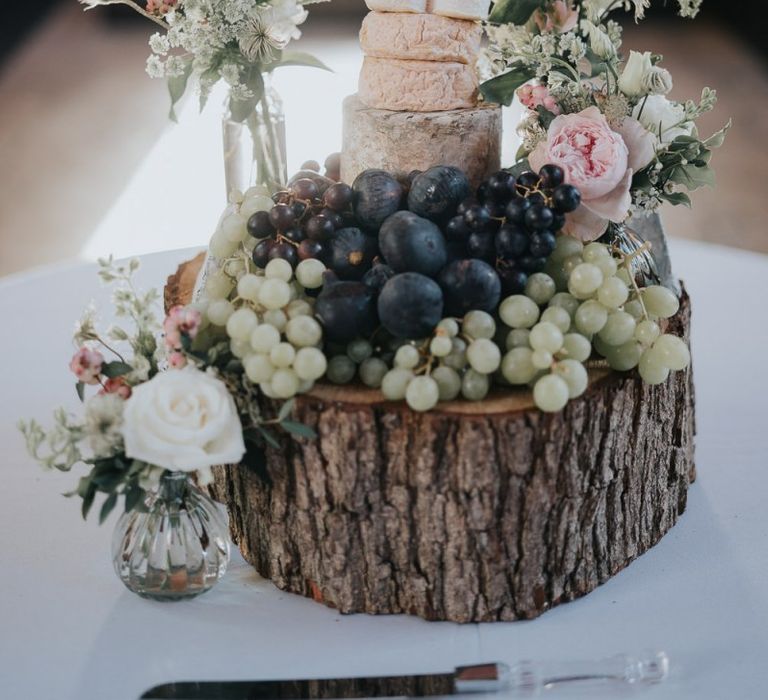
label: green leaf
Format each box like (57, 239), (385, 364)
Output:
(228, 68), (264, 123)
(277, 399), (295, 422)
(488, 0), (544, 25)
(670, 163), (716, 191)
(81, 486), (96, 521)
(101, 361), (133, 379)
(167, 59), (193, 123)
(99, 492), (118, 525)
(281, 421), (317, 440)
(703, 119), (732, 149)
(76, 382), (85, 403)
(257, 426), (282, 450)
(124, 485), (144, 514)
(480, 64), (535, 106)
(661, 191), (692, 207)
(270, 50), (333, 73)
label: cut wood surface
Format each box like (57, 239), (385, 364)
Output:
(167, 257), (696, 623)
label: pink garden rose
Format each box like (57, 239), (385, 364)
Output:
(69, 347), (104, 385)
(529, 107), (656, 241)
(518, 84), (560, 115)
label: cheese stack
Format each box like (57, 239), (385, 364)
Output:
(357, 1), (488, 112)
(341, 0), (500, 188)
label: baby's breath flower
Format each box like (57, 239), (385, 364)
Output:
(145, 54), (165, 79)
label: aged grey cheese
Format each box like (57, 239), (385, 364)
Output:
(360, 12), (482, 65)
(341, 94), (501, 189)
(359, 57), (478, 112)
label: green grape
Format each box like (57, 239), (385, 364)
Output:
(638, 349), (671, 385)
(467, 338), (501, 374)
(568, 263), (604, 300)
(286, 299), (313, 319)
(258, 279), (291, 310)
(525, 273), (556, 305)
(616, 267), (633, 286)
(406, 376), (440, 412)
(561, 333), (592, 363)
(597, 277), (629, 309)
(598, 311), (636, 347)
(244, 354), (275, 383)
(530, 322), (564, 353)
(226, 308), (259, 341)
(595, 255), (618, 278)
(228, 189), (244, 205)
(296, 259), (326, 289)
(501, 347), (538, 385)
(606, 341), (643, 371)
(432, 366), (462, 401)
(548, 292), (580, 318)
(553, 359), (588, 398)
(642, 286), (680, 319)
(297, 379), (315, 395)
(582, 242), (610, 263)
(624, 299), (645, 321)
(437, 318), (460, 338)
(540, 306), (571, 334)
(443, 338), (468, 370)
(532, 349), (554, 370)
(381, 368), (414, 400)
(271, 368), (300, 399)
(293, 347), (328, 382)
(652, 334), (691, 371)
(263, 309), (287, 332)
(269, 342), (296, 368)
(250, 324), (281, 353)
(229, 339), (251, 359)
(265, 258), (294, 282)
(221, 213), (248, 243)
(394, 344), (420, 370)
(207, 299), (235, 327)
(205, 272), (235, 300)
(461, 369), (490, 401)
(464, 310), (496, 339)
(224, 258), (247, 280)
(635, 320), (661, 346)
(327, 355), (357, 385)
(500, 295), (540, 329)
(551, 235), (584, 263)
(533, 374), (570, 412)
(209, 231), (239, 259)
(575, 300), (609, 335)
(430, 335), (453, 358)
(347, 339), (374, 364)
(359, 357), (388, 388)
(506, 329), (531, 351)
(237, 274), (263, 302)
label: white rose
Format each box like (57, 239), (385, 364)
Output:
(633, 95), (694, 145)
(122, 367), (245, 472)
(618, 50), (654, 97)
(642, 66), (673, 96)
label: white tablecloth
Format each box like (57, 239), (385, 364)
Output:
(1, 240), (767, 700)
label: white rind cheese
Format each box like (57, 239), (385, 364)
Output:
(360, 12), (482, 64)
(429, 0), (490, 21)
(365, 0), (427, 13)
(359, 57), (478, 112)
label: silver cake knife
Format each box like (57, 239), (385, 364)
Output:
(140, 650), (669, 699)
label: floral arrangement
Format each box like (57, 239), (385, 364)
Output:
(19, 257), (313, 522)
(482, 0), (729, 240)
(79, 0), (329, 120)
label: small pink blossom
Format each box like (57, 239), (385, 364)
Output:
(534, 0), (579, 34)
(146, 0), (177, 16)
(100, 377), (133, 400)
(163, 305), (202, 350)
(518, 84), (561, 115)
(168, 352), (188, 370)
(530, 107), (639, 241)
(70, 347), (104, 386)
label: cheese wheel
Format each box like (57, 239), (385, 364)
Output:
(360, 12), (482, 65)
(365, 0), (427, 13)
(428, 0), (490, 21)
(359, 57), (478, 112)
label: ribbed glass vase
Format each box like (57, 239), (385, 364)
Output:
(111, 472), (230, 601)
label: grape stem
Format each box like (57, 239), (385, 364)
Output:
(617, 240), (654, 322)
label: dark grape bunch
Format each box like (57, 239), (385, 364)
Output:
(446, 164), (582, 295)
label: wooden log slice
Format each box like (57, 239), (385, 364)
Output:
(167, 257), (696, 623)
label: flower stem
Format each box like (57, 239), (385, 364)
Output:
(81, 0), (170, 30)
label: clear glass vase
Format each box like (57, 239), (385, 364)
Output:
(111, 472), (230, 601)
(222, 77), (288, 197)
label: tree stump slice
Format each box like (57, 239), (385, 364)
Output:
(166, 257), (696, 623)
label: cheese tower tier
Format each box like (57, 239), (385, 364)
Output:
(341, 94), (501, 189)
(166, 258), (695, 624)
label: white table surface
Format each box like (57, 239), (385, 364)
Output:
(1, 239), (767, 700)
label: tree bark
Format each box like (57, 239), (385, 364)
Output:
(167, 259), (696, 623)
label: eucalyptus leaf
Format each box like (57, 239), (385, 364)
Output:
(703, 119), (732, 149)
(167, 59), (193, 123)
(102, 361), (133, 379)
(257, 426), (282, 450)
(661, 191), (692, 207)
(277, 399), (295, 422)
(281, 421), (317, 440)
(99, 492), (118, 525)
(76, 381), (85, 403)
(81, 486), (96, 521)
(488, 0), (544, 25)
(670, 163), (716, 190)
(480, 63), (535, 106)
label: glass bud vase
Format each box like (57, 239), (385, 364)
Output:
(222, 77), (288, 197)
(111, 472), (230, 601)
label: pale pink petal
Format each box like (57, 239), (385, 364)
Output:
(614, 117), (657, 172)
(527, 139), (549, 174)
(563, 206), (609, 242)
(580, 169), (633, 222)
